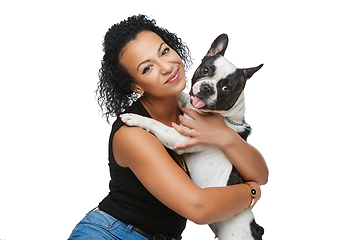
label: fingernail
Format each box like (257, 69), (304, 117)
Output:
(170, 123), (173, 127)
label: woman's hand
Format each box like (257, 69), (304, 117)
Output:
(171, 107), (269, 185)
(171, 107), (236, 149)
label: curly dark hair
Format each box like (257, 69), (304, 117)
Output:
(96, 14), (192, 122)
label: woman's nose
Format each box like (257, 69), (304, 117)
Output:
(159, 60), (172, 74)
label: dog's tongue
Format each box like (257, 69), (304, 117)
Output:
(191, 96), (207, 108)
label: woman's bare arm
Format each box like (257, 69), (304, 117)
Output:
(113, 125), (261, 224)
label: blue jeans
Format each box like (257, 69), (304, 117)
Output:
(68, 208), (148, 240)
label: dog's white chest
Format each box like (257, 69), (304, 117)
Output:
(185, 148), (233, 188)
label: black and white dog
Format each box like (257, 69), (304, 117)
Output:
(121, 34), (264, 240)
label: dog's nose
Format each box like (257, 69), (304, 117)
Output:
(200, 83), (214, 95)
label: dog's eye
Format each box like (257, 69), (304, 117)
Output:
(222, 86), (230, 92)
(202, 67), (209, 75)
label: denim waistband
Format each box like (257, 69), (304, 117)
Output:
(93, 208), (181, 240)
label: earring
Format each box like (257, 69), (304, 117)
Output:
(140, 91), (144, 97)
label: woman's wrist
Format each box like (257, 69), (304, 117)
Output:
(217, 127), (242, 150)
(245, 182), (261, 208)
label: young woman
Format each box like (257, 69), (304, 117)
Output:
(68, 15), (268, 240)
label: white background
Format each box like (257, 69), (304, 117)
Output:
(1, 0), (359, 239)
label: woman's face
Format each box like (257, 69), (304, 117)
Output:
(119, 30), (186, 99)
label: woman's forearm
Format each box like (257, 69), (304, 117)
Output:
(220, 129), (268, 185)
(188, 181), (261, 224)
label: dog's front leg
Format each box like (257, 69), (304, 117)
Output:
(121, 113), (197, 154)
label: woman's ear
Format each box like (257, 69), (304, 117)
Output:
(131, 83), (144, 97)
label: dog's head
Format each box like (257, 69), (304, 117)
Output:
(190, 34), (263, 112)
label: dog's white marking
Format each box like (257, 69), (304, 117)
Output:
(214, 56), (237, 79)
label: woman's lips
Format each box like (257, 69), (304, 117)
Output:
(165, 69), (180, 84)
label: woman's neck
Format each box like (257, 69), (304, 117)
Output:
(140, 95), (180, 126)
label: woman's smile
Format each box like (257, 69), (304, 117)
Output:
(119, 30), (186, 98)
(165, 69), (180, 84)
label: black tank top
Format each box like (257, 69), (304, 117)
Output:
(98, 100), (187, 238)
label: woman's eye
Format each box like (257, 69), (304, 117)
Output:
(142, 65), (153, 74)
(162, 48), (170, 56)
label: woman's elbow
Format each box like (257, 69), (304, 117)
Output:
(187, 209), (213, 225)
(255, 171), (269, 186)
(254, 161), (269, 185)
(184, 195), (214, 224)
(245, 168), (268, 186)
(259, 169), (269, 185)
(256, 155), (269, 186)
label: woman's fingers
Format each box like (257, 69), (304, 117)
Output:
(171, 108), (231, 149)
(170, 121), (199, 149)
(174, 138), (198, 149)
(181, 107), (202, 120)
(171, 122), (193, 138)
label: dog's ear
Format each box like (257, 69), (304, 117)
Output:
(202, 34), (229, 60)
(243, 64), (264, 80)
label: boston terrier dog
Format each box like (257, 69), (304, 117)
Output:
(121, 34), (264, 240)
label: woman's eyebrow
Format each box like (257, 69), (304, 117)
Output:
(158, 42), (165, 53)
(136, 42), (166, 71)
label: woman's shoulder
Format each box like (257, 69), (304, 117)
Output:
(111, 100), (150, 135)
(111, 101), (164, 167)
(112, 123), (165, 167)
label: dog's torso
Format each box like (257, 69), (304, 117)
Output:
(177, 93), (247, 188)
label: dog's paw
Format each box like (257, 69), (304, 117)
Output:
(120, 113), (143, 127)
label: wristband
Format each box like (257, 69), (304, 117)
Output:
(245, 182), (257, 208)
